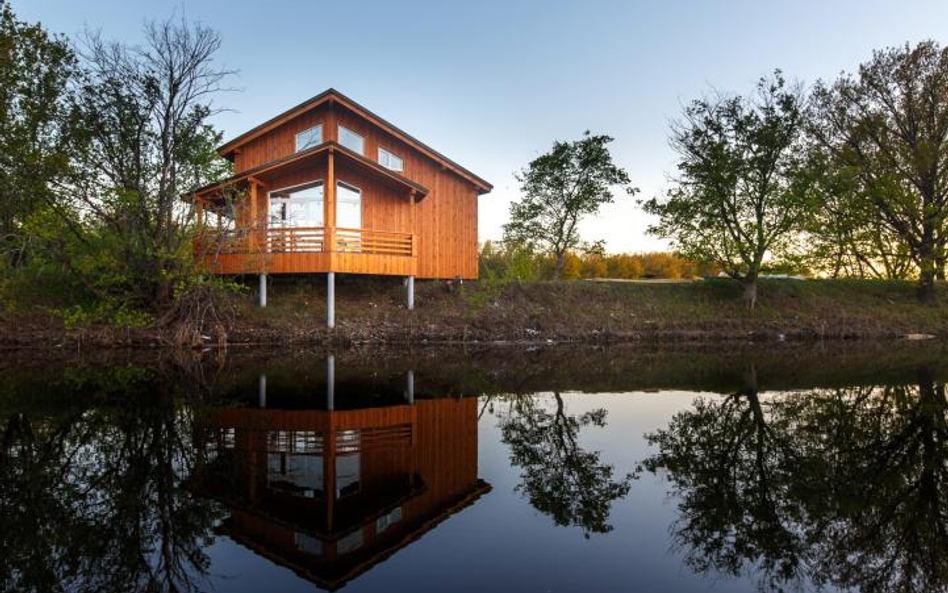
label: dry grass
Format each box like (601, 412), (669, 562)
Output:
(225, 276), (948, 344)
(3, 276), (948, 348)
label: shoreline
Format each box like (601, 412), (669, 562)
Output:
(0, 318), (940, 352)
(4, 278), (947, 351)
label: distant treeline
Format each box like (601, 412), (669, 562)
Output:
(479, 241), (720, 281)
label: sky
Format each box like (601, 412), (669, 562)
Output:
(19, 0), (948, 252)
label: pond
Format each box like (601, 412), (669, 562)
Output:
(2, 343), (947, 593)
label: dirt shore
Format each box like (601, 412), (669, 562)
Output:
(3, 277), (948, 350)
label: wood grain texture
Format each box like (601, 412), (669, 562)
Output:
(211, 99), (483, 279)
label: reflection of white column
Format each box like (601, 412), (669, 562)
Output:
(327, 355), (335, 411)
(406, 370), (414, 404)
(259, 274), (267, 307)
(407, 276), (415, 310)
(258, 374), (267, 408)
(327, 272), (335, 328)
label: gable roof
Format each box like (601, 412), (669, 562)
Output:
(187, 141), (429, 202)
(217, 88), (492, 194)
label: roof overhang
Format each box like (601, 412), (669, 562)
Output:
(185, 141), (429, 204)
(216, 88), (492, 194)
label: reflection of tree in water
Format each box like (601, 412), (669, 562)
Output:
(0, 371), (223, 593)
(495, 392), (634, 538)
(643, 367), (948, 593)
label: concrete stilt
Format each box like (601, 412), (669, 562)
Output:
(407, 275), (415, 310)
(406, 370), (415, 404)
(327, 272), (335, 329)
(326, 355), (335, 411)
(259, 273), (267, 307)
(258, 374), (267, 408)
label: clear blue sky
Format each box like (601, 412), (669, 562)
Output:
(20, 0), (948, 252)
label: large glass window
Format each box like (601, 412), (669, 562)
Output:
(337, 529), (364, 554)
(338, 125), (364, 155)
(269, 181), (324, 228)
(295, 125), (322, 152)
(294, 532), (323, 556)
(378, 147), (404, 172)
(267, 453), (324, 498)
(376, 507), (403, 533)
(336, 453), (361, 497)
(336, 182), (362, 229)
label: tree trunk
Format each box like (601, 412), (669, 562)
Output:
(553, 252), (565, 280)
(742, 275), (758, 311)
(918, 250), (938, 303)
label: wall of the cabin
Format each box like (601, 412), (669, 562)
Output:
(230, 102), (480, 279)
(335, 161), (412, 234)
(234, 104), (332, 172)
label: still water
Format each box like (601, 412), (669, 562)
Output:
(2, 344), (947, 593)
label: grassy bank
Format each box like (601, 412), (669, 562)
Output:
(3, 276), (948, 349)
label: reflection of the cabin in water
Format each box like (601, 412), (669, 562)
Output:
(191, 362), (490, 590)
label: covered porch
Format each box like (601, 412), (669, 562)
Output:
(196, 226), (416, 276)
(189, 141), (425, 278)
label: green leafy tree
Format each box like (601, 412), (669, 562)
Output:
(642, 73), (813, 308)
(810, 41), (948, 301)
(0, 2), (76, 267)
(503, 132), (635, 279)
(801, 148), (914, 279)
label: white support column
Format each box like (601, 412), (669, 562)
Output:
(407, 276), (415, 311)
(259, 273), (267, 307)
(258, 374), (267, 408)
(327, 272), (335, 329)
(406, 370), (415, 404)
(326, 355), (335, 411)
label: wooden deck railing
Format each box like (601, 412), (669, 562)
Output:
(194, 226), (413, 257)
(266, 227), (325, 253)
(334, 227), (414, 256)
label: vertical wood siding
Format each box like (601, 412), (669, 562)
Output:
(228, 102), (481, 279)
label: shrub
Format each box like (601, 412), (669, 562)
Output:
(606, 254), (645, 279)
(479, 242), (708, 282)
(640, 252), (682, 279)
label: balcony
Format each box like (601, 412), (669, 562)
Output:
(195, 226), (416, 276)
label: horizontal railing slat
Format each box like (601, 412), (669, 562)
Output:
(196, 226), (414, 257)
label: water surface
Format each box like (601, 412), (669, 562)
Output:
(2, 344), (947, 593)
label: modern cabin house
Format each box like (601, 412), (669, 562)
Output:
(190, 369), (489, 590)
(187, 89), (492, 324)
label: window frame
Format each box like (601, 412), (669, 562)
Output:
(335, 180), (363, 230)
(338, 124), (365, 155)
(378, 146), (404, 172)
(294, 124), (323, 152)
(268, 179), (325, 228)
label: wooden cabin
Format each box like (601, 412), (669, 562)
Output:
(191, 384), (489, 590)
(187, 89), (492, 318)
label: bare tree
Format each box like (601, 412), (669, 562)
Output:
(53, 15), (234, 306)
